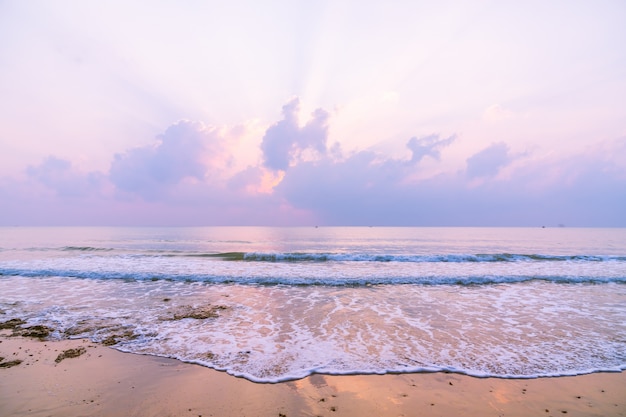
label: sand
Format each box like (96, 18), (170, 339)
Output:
(1, 333), (625, 417)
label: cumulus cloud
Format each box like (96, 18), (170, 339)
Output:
(261, 98), (329, 171)
(406, 134), (456, 165)
(466, 142), (512, 178)
(2, 100), (625, 227)
(109, 120), (228, 198)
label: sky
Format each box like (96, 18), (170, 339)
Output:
(1, 0), (625, 226)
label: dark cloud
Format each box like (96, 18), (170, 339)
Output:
(109, 120), (222, 198)
(26, 156), (104, 197)
(406, 134), (456, 164)
(466, 142), (512, 178)
(261, 98), (329, 171)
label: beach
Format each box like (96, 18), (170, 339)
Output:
(2, 334), (625, 417)
(2, 227), (625, 416)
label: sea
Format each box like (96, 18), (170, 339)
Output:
(1, 226), (625, 383)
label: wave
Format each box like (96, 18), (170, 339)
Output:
(62, 246), (114, 252)
(114, 347), (626, 383)
(10, 246), (626, 263)
(1, 267), (625, 286)
(197, 251), (626, 263)
(179, 360), (626, 384)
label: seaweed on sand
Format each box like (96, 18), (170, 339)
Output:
(55, 347), (87, 363)
(163, 304), (228, 321)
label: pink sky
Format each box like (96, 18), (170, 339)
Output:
(1, 1), (625, 226)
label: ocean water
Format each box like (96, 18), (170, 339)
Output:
(1, 226), (625, 382)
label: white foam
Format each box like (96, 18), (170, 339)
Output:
(2, 276), (625, 382)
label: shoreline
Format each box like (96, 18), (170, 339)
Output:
(1, 334), (625, 417)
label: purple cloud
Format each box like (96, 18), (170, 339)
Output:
(466, 142), (512, 178)
(407, 134), (456, 164)
(261, 98), (329, 171)
(26, 156), (104, 197)
(1, 98), (625, 227)
(109, 120), (225, 198)
(274, 137), (626, 226)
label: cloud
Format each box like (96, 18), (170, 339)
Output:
(2, 99), (625, 227)
(275, 150), (460, 225)
(26, 156), (104, 197)
(109, 120), (228, 198)
(261, 98), (329, 171)
(273, 137), (626, 226)
(466, 142), (512, 178)
(406, 134), (456, 164)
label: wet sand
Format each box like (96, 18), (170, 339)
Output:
(1, 334), (625, 417)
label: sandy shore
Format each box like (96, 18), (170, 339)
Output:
(1, 333), (625, 417)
